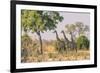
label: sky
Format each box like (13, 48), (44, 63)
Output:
(27, 11), (90, 41)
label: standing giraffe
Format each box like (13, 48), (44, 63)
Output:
(61, 30), (71, 51)
(61, 30), (77, 52)
(53, 30), (66, 53)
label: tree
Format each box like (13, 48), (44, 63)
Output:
(21, 10), (63, 54)
(65, 24), (77, 50)
(75, 22), (89, 37)
(77, 36), (89, 49)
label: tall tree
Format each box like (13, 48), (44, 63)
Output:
(21, 10), (63, 54)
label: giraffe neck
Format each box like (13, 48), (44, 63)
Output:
(55, 31), (60, 41)
(62, 32), (69, 42)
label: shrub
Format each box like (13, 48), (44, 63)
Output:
(77, 36), (89, 49)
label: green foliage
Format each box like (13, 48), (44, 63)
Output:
(65, 22), (89, 38)
(65, 23), (89, 50)
(21, 10), (64, 54)
(77, 36), (89, 49)
(21, 10), (63, 33)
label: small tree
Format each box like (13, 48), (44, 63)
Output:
(21, 10), (63, 54)
(77, 36), (89, 50)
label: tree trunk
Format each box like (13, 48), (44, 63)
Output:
(37, 31), (43, 54)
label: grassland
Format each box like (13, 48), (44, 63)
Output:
(21, 35), (90, 63)
(21, 45), (90, 63)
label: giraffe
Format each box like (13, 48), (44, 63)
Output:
(71, 34), (77, 52)
(53, 30), (66, 53)
(61, 30), (71, 51)
(61, 30), (77, 52)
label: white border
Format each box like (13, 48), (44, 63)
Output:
(16, 4), (94, 69)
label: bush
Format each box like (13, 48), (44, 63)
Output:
(77, 36), (89, 49)
(21, 34), (39, 59)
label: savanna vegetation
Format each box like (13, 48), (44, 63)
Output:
(21, 10), (90, 63)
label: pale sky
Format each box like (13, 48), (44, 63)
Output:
(28, 11), (90, 41)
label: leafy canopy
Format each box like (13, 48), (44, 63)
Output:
(75, 22), (89, 36)
(21, 10), (63, 33)
(65, 24), (76, 34)
(65, 24), (77, 40)
(76, 36), (89, 49)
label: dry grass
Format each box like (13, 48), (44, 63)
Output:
(21, 47), (90, 63)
